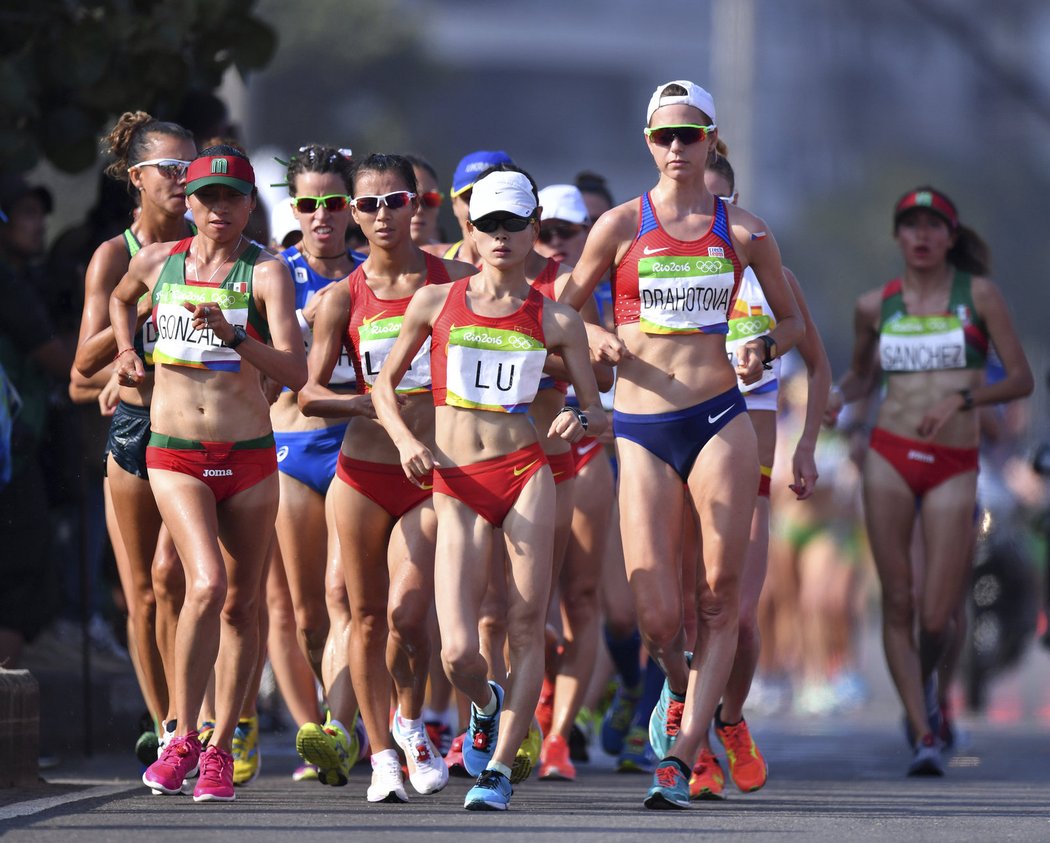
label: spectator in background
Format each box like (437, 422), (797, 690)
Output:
(0, 173), (71, 667)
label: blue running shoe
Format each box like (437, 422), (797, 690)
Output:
(601, 681), (643, 756)
(617, 726), (657, 773)
(464, 769), (513, 811)
(463, 681), (504, 777)
(644, 759), (691, 809)
(648, 682), (686, 760)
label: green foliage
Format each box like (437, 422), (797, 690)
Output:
(0, 0), (277, 173)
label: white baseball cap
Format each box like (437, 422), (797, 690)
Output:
(469, 171), (537, 220)
(538, 185), (589, 225)
(646, 80), (716, 125)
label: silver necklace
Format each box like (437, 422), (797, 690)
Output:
(194, 235), (245, 286)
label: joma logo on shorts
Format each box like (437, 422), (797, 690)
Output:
(906, 450), (935, 464)
(203, 469), (234, 477)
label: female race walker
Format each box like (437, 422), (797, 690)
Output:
(112, 145), (306, 802)
(560, 80), (803, 809)
(684, 150), (830, 799)
(299, 153), (476, 803)
(826, 186), (1032, 776)
(372, 169), (607, 811)
(72, 111), (196, 761)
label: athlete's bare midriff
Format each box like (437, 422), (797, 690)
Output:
(343, 392), (435, 464)
(435, 405), (541, 466)
(877, 368), (982, 448)
(150, 361), (273, 441)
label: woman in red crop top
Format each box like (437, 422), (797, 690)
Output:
(827, 187), (1032, 776)
(559, 80), (804, 809)
(111, 145), (306, 802)
(372, 169), (607, 811)
(299, 153), (475, 803)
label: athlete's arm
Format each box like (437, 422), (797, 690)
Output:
(372, 285), (447, 482)
(74, 237), (129, 377)
(825, 287), (882, 427)
(110, 244), (166, 386)
(731, 212), (803, 384)
(214, 257), (307, 391)
(916, 276), (1033, 438)
(783, 267), (831, 500)
(542, 270), (615, 391)
(543, 301), (608, 443)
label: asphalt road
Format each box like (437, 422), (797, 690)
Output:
(4, 637), (1050, 842)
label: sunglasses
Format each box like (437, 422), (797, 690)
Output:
(131, 158), (191, 179)
(418, 190), (444, 209)
(350, 191), (416, 213)
(644, 124), (717, 146)
(472, 215), (535, 234)
(539, 223), (586, 244)
(293, 194), (350, 213)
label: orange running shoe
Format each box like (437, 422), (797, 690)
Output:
(689, 749), (726, 800)
(535, 675), (555, 738)
(538, 733), (576, 781)
(714, 704), (768, 792)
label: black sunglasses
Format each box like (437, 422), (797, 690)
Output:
(539, 223), (586, 244)
(472, 215), (535, 234)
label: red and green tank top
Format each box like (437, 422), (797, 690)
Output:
(150, 237), (269, 372)
(431, 277), (547, 413)
(346, 252), (452, 394)
(613, 194), (743, 334)
(878, 272), (988, 373)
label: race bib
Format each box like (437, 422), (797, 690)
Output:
(358, 315), (431, 394)
(299, 293), (355, 386)
(152, 284), (248, 372)
(880, 314), (966, 372)
(637, 255), (734, 335)
(445, 325), (546, 413)
(726, 311), (779, 393)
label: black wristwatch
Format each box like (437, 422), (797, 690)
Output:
(958, 388), (974, 411)
(757, 334), (777, 370)
(560, 406), (588, 432)
(227, 325), (247, 349)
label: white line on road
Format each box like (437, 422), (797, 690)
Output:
(0, 784), (137, 822)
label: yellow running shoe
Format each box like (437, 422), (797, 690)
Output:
(714, 704), (768, 792)
(510, 718), (543, 784)
(295, 711), (354, 787)
(197, 720), (215, 749)
(232, 716), (260, 785)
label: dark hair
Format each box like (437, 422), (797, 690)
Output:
(707, 152), (735, 194)
(197, 144), (249, 161)
(474, 162), (540, 204)
(575, 170), (613, 207)
(101, 111), (194, 184)
(286, 145), (354, 196)
(401, 153), (438, 184)
(948, 225), (991, 275)
(349, 153), (417, 197)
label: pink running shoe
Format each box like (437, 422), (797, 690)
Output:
(143, 732), (201, 795)
(193, 745), (236, 802)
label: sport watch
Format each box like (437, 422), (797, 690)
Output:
(228, 325), (247, 349)
(758, 334), (777, 370)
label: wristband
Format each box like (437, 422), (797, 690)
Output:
(559, 406), (588, 432)
(958, 388), (974, 411)
(757, 334), (777, 370)
(114, 347), (136, 362)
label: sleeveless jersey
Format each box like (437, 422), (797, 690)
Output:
(431, 277), (547, 413)
(151, 237), (269, 372)
(613, 193), (742, 335)
(346, 252), (452, 394)
(878, 272), (988, 373)
(279, 245), (362, 387)
(726, 267), (780, 396)
(531, 258), (568, 395)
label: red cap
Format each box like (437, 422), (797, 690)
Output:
(185, 155), (255, 196)
(894, 187), (958, 229)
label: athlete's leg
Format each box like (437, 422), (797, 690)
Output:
(862, 450), (929, 742)
(387, 501), (439, 719)
(151, 524), (184, 725)
(672, 413), (757, 768)
(322, 488), (356, 724)
(274, 472), (330, 681)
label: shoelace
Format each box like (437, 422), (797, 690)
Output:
(472, 712), (497, 751)
(720, 719), (752, 755)
(666, 699), (685, 738)
(199, 748), (231, 782)
(474, 770), (505, 791)
(655, 764), (682, 788)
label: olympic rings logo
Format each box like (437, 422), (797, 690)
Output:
(506, 334), (538, 351)
(215, 293), (240, 309)
(732, 317), (767, 335)
(695, 260), (725, 274)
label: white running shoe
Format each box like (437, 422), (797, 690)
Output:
(366, 750), (409, 803)
(392, 710), (449, 795)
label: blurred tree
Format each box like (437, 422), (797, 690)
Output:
(0, 0), (277, 173)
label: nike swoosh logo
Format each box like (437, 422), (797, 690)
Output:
(576, 440), (600, 455)
(512, 460), (539, 477)
(361, 310), (388, 325)
(643, 245), (670, 255)
(708, 406), (734, 424)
